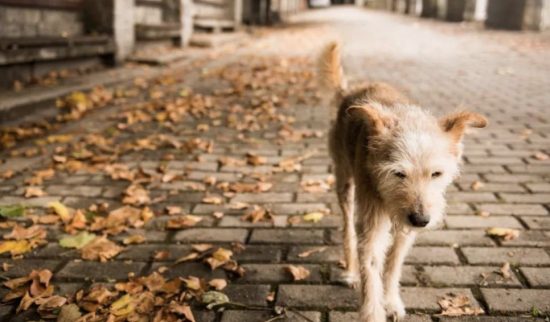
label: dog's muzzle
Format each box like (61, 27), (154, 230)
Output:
(408, 212), (430, 227)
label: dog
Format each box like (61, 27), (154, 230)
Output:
(320, 42), (487, 322)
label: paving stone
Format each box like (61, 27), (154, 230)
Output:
(481, 289), (550, 313)
(520, 216), (550, 229)
(223, 284), (271, 306)
(329, 312), (431, 322)
(112, 229), (169, 243)
(270, 203), (329, 215)
(45, 185), (103, 197)
(421, 265), (521, 287)
(288, 246), (341, 262)
(234, 245), (283, 262)
(173, 228), (248, 243)
(330, 265), (417, 285)
(401, 287), (479, 311)
(231, 192), (294, 203)
(458, 183), (526, 192)
(500, 231), (550, 247)
(406, 247), (460, 265)
(277, 285), (358, 309)
(297, 192), (338, 203)
(415, 230), (495, 246)
(57, 261), (146, 281)
(520, 267), (550, 287)
(222, 310), (321, 322)
(448, 192), (498, 203)
(445, 215), (523, 229)
(150, 262), (226, 280)
(117, 244), (193, 261)
(526, 183), (550, 193)
(250, 229), (324, 244)
(0, 259), (62, 278)
(462, 247), (550, 265)
(218, 215), (288, 228)
(499, 193), (550, 204)
(239, 264), (322, 283)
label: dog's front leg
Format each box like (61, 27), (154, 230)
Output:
(358, 214), (392, 322)
(383, 230), (416, 319)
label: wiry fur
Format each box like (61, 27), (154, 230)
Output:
(322, 42), (487, 322)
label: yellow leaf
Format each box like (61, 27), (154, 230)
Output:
(110, 294), (135, 317)
(182, 276), (201, 291)
(49, 201), (71, 222)
(486, 227), (520, 241)
(0, 240), (32, 255)
(303, 212), (324, 223)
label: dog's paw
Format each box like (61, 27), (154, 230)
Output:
(384, 296), (406, 320)
(335, 271), (360, 289)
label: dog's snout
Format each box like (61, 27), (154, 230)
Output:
(408, 212), (430, 227)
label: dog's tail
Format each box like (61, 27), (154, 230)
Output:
(319, 42), (348, 99)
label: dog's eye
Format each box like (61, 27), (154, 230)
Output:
(394, 172), (406, 179)
(432, 171), (443, 178)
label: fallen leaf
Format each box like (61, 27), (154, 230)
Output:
(499, 262), (512, 279)
(81, 236), (123, 262)
(122, 234), (146, 245)
(0, 205), (24, 218)
(166, 215), (203, 229)
(486, 227), (520, 241)
(266, 291), (275, 302)
(438, 293), (483, 316)
(110, 294), (135, 317)
(286, 265), (310, 281)
(56, 303), (82, 321)
(49, 201), (71, 222)
(24, 187), (46, 198)
(208, 279), (227, 290)
(59, 231), (96, 249)
(165, 206), (182, 215)
(298, 246), (327, 258)
(0, 240), (33, 255)
(192, 244), (213, 252)
(5, 225), (47, 240)
(182, 276), (202, 291)
(470, 181), (484, 191)
(476, 210), (490, 217)
(202, 196), (223, 205)
(205, 248), (233, 270)
(201, 291), (229, 310)
(533, 151), (549, 161)
(240, 205), (271, 223)
(303, 212), (324, 223)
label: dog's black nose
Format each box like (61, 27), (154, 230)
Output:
(408, 213), (430, 227)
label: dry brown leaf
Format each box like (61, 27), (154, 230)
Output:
(241, 205), (272, 223)
(246, 153), (267, 166)
(81, 236), (123, 262)
(166, 215), (203, 229)
(122, 184), (151, 206)
(24, 187), (46, 198)
(286, 265), (310, 281)
(438, 293), (484, 316)
(192, 244), (214, 253)
(205, 248), (233, 270)
(153, 250), (170, 261)
(266, 291), (275, 302)
(476, 210), (490, 217)
(165, 206), (182, 215)
(470, 181), (484, 191)
(202, 196), (223, 205)
(4, 225), (47, 240)
(298, 246), (327, 258)
(182, 276), (202, 291)
(499, 262), (512, 279)
(208, 279), (227, 290)
(122, 234), (146, 245)
(533, 151), (549, 161)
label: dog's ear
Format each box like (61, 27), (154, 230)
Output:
(439, 111), (487, 143)
(347, 104), (397, 136)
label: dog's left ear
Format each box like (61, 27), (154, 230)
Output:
(439, 111), (488, 143)
(347, 104), (397, 136)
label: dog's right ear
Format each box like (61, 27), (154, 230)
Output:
(347, 104), (396, 136)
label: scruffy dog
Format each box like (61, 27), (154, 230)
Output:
(320, 43), (487, 322)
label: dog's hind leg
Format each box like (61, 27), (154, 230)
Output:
(334, 167), (360, 288)
(383, 230), (416, 319)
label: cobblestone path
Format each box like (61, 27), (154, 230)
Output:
(1, 6), (549, 322)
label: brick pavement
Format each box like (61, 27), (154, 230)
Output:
(1, 6), (550, 322)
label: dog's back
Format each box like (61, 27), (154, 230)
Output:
(320, 42), (410, 170)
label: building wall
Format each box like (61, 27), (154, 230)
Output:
(0, 5), (83, 38)
(135, 5), (163, 24)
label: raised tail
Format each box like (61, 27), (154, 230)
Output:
(319, 42), (348, 98)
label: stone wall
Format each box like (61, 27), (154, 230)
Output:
(0, 5), (83, 38)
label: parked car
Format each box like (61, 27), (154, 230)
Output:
(309, 0), (331, 8)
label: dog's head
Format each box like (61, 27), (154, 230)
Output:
(348, 103), (487, 230)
